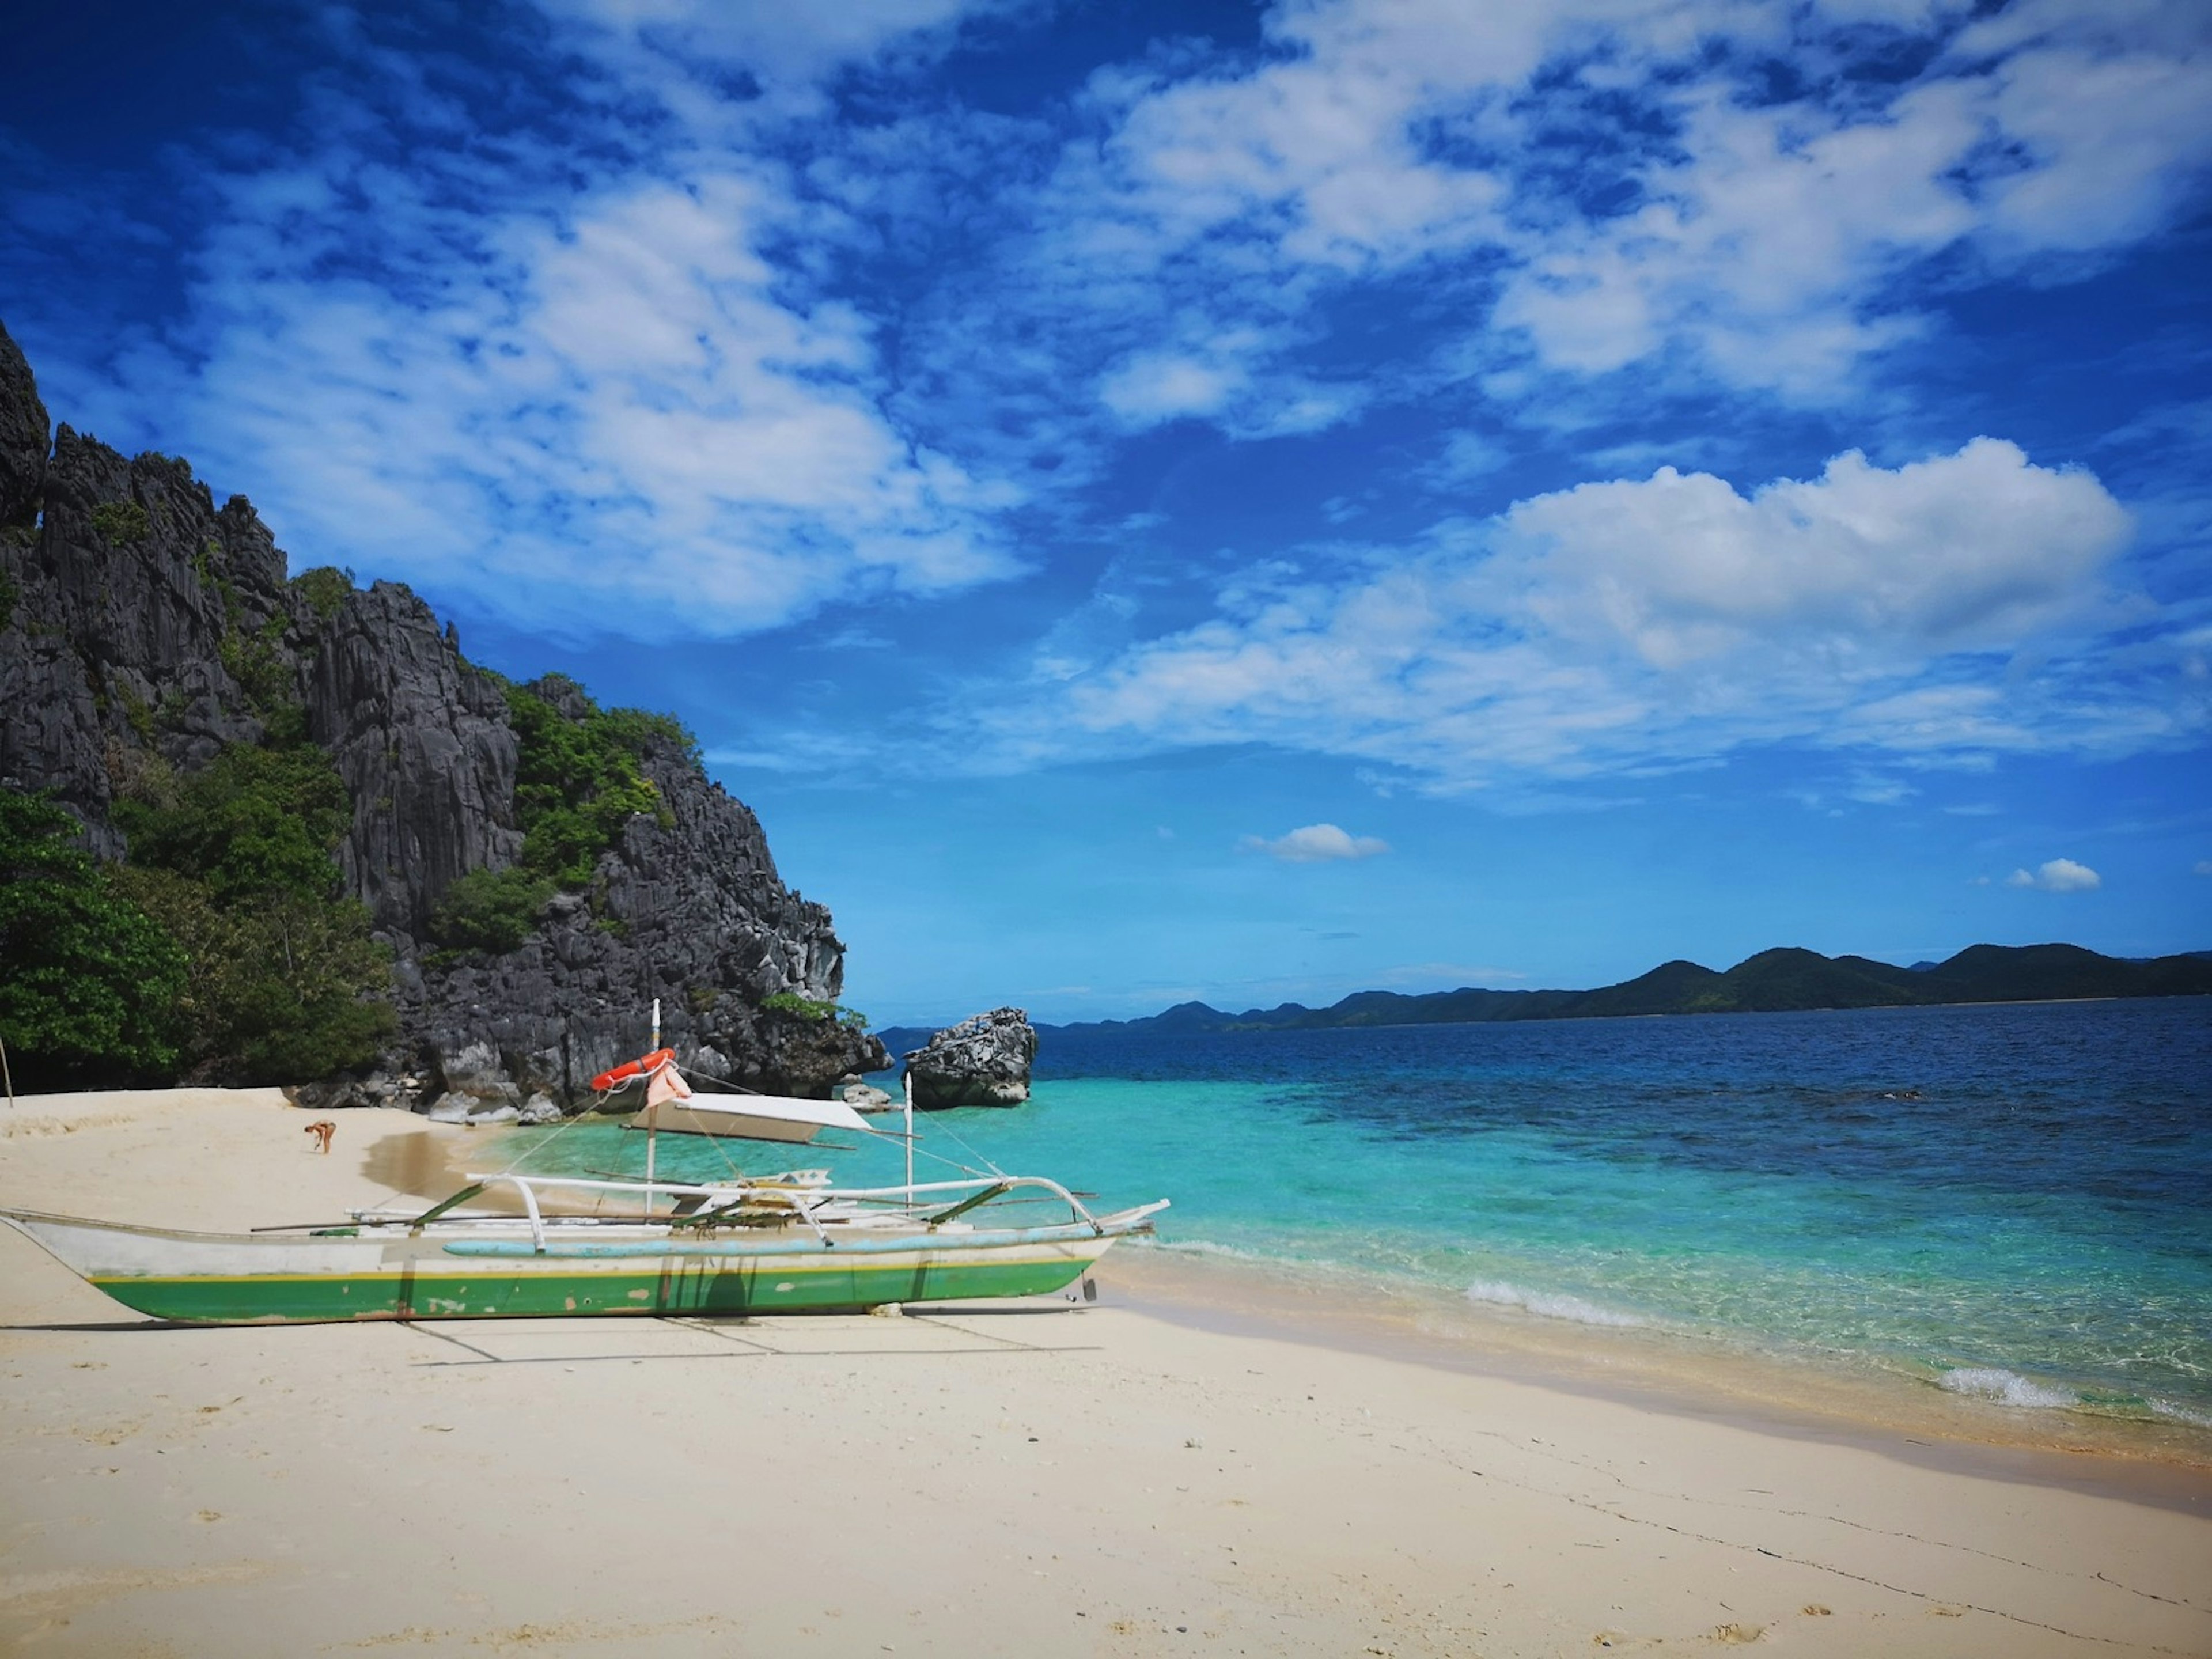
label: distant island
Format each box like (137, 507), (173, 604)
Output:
(875, 942), (2212, 1051)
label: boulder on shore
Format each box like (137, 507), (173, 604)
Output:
(832, 1074), (896, 1112)
(901, 1008), (1036, 1109)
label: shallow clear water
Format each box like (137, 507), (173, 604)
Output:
(517, 998), (2212, 1431)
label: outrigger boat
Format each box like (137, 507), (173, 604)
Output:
(0, 1033), (1168, 1327)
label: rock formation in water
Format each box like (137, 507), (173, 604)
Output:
(0, 319), (885, 1105)
(901, 1007), (1036, 1108)
(833, 1073), (897, 1112)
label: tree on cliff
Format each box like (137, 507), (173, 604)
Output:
(425, 676), (691, 957)
(503, 675), (679, 885)
(113, 743), (395, 1084)
(0, 790), (187, 1089)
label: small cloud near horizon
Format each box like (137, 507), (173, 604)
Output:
(1240, 823), (1391, 863)
(2006, 858), (2102, 893)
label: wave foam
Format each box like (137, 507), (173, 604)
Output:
(1936, 1366), (2077, 1410)
(1142, 1237), (1267, 1263)
(2149, 1398), (2212, 1430)
(1465, 1279), (1646, 1328)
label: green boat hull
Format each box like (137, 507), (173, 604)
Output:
(2, 1209), (1132, 1325)
(90, 1255), (1096, 1323)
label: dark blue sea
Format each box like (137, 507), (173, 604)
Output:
(535, 997), (2212, 1435)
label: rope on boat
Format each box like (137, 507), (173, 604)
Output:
(907, 1110), (1008, 1181)
(447, 1042), (1023, 1218)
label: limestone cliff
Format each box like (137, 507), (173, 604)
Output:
(0, 320), (885, 1104)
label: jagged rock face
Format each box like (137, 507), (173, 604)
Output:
(305, 581), (522, 937)
(0, 322), (47, 528)
(902, 1007), (1036, 1109)
(0, 320), (884, 1104)
(1, 423), (293, 854)
(398, 788), (888, 1105)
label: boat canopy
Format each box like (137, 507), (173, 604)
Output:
(631, 1092), (873, 1143)
(594, 1040), (875, 1146)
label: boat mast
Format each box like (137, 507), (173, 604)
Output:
(903, 1069), (915, 1200)
(643, 998), (661, 1215)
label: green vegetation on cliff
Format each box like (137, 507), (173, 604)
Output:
(113, 742), (395, 1082)
(426, 866), (555, 956)
(762, 990), (870, 1031)
(0, 741), (395, 1090)
(427, 677), (697, 955)
(505, 675), (687, 887)
(289, 565), (354, 620)
(119, 743), (351, 903)
(0, 790), (187, 1088)
(89, 500), (149, 543)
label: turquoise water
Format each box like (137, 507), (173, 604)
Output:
(514, 997), (2212, 1433)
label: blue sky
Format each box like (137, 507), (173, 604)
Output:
(5, 0), (2209, 1024)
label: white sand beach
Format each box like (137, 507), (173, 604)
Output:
(1, 1088), (2207, 1657)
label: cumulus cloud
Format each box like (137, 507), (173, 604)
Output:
(20, 0), (2212, 685)
(974, 0), (2212, 432)
(1240, 824), (1392, 862)
(2006, 858), (2103, 892)
(172, 165), (1022, 635)
(1017, 439), (2161, 788)
(54, 2), (1032, 642)
(1497, 438), (2131, 664)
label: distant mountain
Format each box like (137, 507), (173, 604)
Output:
(1025, 942), (2212, 1039)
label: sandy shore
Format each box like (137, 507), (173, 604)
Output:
(1, 1089), (2207, 1657)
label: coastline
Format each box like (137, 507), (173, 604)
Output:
(1106, 1244), (2212, 1514)
(2, 1088), (2209, 1656)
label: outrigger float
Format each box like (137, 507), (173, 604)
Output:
(0, 1030), (1168, 1327)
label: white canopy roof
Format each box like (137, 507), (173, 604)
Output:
(632, 1092), (873, 1144)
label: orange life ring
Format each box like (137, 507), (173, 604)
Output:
(589, 1047), (676, 1093)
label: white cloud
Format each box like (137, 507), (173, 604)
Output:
(2006, 858), (2103, 892)
(40, 0), (1048, 645)
(1490, 78), (1984, 396)
(1846, 775), (1917, 805)
(1099, 353), (1244, 427)
(120, 93), (1025, 639)
(1794, 772), (1919, 809)
(1092, 0), (1523, 273)
(1498, 438), (2130, 664)
(1013, 440), (2166, 789)
(24, 0), (2212, 679)
(537, 0), (1011, 89)
(1240, 823), (1391, 862)
(1958, 0), (2212, 257)
(2194, 859), (2212, 876)
(988, 0), (2212, 434)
